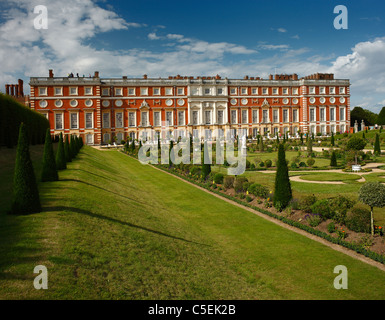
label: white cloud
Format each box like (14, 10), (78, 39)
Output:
(148, 32), (160, 40)
(277, 28), (287, 33)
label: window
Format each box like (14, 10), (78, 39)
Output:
(191, 87), (199, 95)
(321, 125), (326, 135)
(262, 110), (268, 123)
(319, 87), (326, 94)
(166, 111), (173, 125)
(231, 110), (237, 124)
(69, 87), (78, 95)
(331, 125), (336, 133)
(85, 87), (93, 95)
(70, 113), (78, 129)
(217, 88), (223, 95)
(217, 110), (224, 124)
(273, 127), (279, 136)
(115, 112), (123, 128)
(320, 108), (325, 122)
(129, 132), (136, 140)
(55, 113), (63, 130)
(103, 133), (110, 144)
(38, 87), (47, 96)
(241, 88), (247, 95)
(205, 110), (211, 125)
(140, 87), (148, 96)
(309, 108), (315, 122)
(283, 109), (288, 123)
(252, 110), (258, 123)
(141, 112), (148, 126)
(282, 88), (288, 95)
(330, 108), (336, 121)
(292, 109), (298, 123)
(178, 111), (184, 125)
(204, 88), (211, 95)
(292, 88), (299, 95)
(154, 111), (161, 126)
(273, 110), (279, 123)
(340, 124), (345, 133)
(339, 87), (345, 94)
(272, 88), (278, 95)
(177, 88), (184, 95)
(153, 88), (160, 95)
(165, 87), (173, 95)
(192, 111), (199, 125)
(242, 110), (248, 124)
(262, 88), (268, 95)
(339, 107), (345, 121)
(230, 88), (237, 95)
(115, 88), (123, 96)
(329, 87), (335, 94)
(85, 112), (93, 129)
(128, 88), (135, 96)
(252, 88), (258, 95)
(102, 88), (110, 96)
(129, 112), (136, 127)
(86, 134), (94, 145)
(54, 87), (63, 96)
(70, 99), (78, 107)
(102, 113), (110, 128)
(309, 87), (315, 94)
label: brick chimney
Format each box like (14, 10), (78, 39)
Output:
(49, 69), (54, 78)
(143, 74), (147, 79)
(18, 79), (24, 96)
(94, 71), (99, 78)
(5, 84), (9, 95)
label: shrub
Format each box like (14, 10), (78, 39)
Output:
(306, 158), (315, 167)
(299, 161), (306, 167)
(290, 162), (298, 169)
(345, 207), (371, 233)
(305, 213), (322, 227)
(259, 161), (265, 167)
(234, 177), (248, 193)
(248, 183), (269, 198)
(329, 195), (355, 224)
(246, 195), (252, 202)
(310, 199), (333, 219)
(288, 198), (300, 210)
(190, 165), (201, 177)
(10, 123), (41, 215)
(41, 128), (59, 182)
(327, 222), (336, 233)
(330, 151), (337, 167)
(273, 143), (292, 210)
(223, 176), (235, 189)
(264, 159), (272, 168)
(300, 194), (317, 213)
(213, 173), (224, 184)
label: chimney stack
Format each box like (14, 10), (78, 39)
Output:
(5, 84), (9, 95)
(10, 84), (15, 96)
(94, 71), (99, 78)
(18, 79), (24, 96)
(49, 69), (54, 78)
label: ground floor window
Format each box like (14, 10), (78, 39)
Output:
(86, 134), (94, 145)
(103, 133), (110, 144)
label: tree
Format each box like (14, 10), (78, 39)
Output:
(377, 106), (385, 125)
(330, 131), (335, 146)
(10, 123), (41, 214)
(258, 136), (264, 152)
(273, 143), (292, 211)
(358, 182), (385, 235)
(70, 135), (76, 158)
(169, 140), (173, 167)
(346, 136), (366, 164)
(374, 133), (381, 155)
(64, 134), (71, 162)
(307, 134), (313, 156)
(55, 132), (67, 170)
(350, 106), (378, 127)
(330, 150), (337, 167)
(130, 139), (135, 153)
(41, 128), (59, 182)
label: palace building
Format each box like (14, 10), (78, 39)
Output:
(28, 69), (350, 145)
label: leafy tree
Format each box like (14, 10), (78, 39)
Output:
(55, 132), (66, 170)
(358, 182), (385, 235)
(350, 106), (378, 127)
(10, 123), (41, 214)
(330, 150), (337, 167)
(41, 128), (59, 182)
(273, 143), (292, 211)
(346, 136), (366, 164)
(374, 133), (381, 155)
(377, 106), (385, 125)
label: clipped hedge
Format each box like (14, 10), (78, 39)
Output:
(0, 93), (50, 148)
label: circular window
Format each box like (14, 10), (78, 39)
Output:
(165, 99), (173, 106)
(283, 98), (289, 105)
(339, 97), (345, 104)
(85, 99), (93, 107)
(230, 98), (237, 105)
(102, 100), (110, 107)
(54, 99), (62, 108)
(320, 97), (326, 104)
(292, 98), (298, 104)
(309, 97), (316, 104)
(177, 99), (185, 106)
(39, 100), (48, 108)
(115, 100), (123, 107)
(70, 99), (78, 107)
(330, 97), (336, 104)
(241, 98), (248, 105)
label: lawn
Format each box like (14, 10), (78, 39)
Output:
(0, 145), (385, 299)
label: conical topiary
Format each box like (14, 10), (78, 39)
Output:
(10, 123), (41, 215)
(41, 128), (59, 182)
(273, 143), (292, 211)
(55, 132), (66, 170)
(64, 134), (71, 162)
(330, 150), (337, 167)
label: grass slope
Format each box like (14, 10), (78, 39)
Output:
(0, 146), (385, 299)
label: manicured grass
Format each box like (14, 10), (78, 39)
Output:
(1, 146), (385, 299)
(298, 172), (361, 182)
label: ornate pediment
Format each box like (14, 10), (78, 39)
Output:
(140, 100), (149, 109)
(261, 98), (270, 108)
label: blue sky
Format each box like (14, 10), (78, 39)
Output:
(1, 0), (385, 112)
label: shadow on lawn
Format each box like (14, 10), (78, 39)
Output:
(43, 205), (209, 247)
